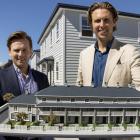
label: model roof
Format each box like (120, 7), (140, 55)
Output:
(8, 86), (140, 105)
(9, 94), (36, 105)
(37, 102), (140, 108)
(35, 86), (140, 98)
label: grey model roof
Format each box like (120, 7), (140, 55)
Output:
(9, 94), (36, 105)
(35, 86), (140, 98)
(37, 102), (140, 108)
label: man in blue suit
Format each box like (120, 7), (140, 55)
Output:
(0, 31), (49, 139)
(0, 31), (49, 105)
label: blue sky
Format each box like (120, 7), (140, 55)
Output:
(0, 0), (140, 63)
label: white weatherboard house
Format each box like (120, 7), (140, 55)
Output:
(30, 49), (40, 71)
(5, 86), (140, 137)
(34, 3), (140, 86)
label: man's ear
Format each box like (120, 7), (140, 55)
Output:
(30, 50), (33, 58)
(8, 48), (12, 57)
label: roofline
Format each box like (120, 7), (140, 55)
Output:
(36, 105), (140, 109)
(8, 103), (36, 105)
(35, 94), (140, 99)
(33, 49), (40, 52)
(38, 3), (88, 44)
(38, 3), (140, 44)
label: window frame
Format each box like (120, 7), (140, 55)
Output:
(56, 62), (59, 80)
(80, 14), (93, 38)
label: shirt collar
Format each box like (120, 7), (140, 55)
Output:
(13, 63), (31, 77)
(95, 37), (114, 53)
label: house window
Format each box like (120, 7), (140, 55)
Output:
(56, 62), (59, 80)
(28, 106), (31, 112)
(42, 63), (46, 74)
(56, 20), (59, 39)
(50, 31), (52, 45)
(81, 16), (93, 37)
(14, 106), (17, 111)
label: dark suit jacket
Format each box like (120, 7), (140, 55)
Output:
(0, 65), (49, 106)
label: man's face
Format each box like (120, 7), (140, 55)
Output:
(8, 39), (32, 69)
(91, 8), (117, 42)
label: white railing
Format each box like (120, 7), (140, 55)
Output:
(0, 124), (139, 133)
(125, 112), (136, 116)
(0, 124), (11, 130)
(68, 111), (80, 115)
(111, 111), (122, 116)
(14, 125), (27, 131)
(30, 125), (43, 131)
(82, 112), (94, 115)
(96, 112), (108, 116)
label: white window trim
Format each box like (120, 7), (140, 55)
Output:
(56, 19), (60, 41)
(28, 106), (32, 112)
(56, 62), (59, 81)
(79, 14), (95, 38)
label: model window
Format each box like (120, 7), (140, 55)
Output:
(85, 98), (89, 102)
(81, 16), (92, 37)
(99, 98), (103, 102)
(126, 99), (130, 102)
(42, 97), (46, 102)
(113, 99), (118, 103)
(57, 98), (60, 102)
(14, 106), (17, 111)
(71, 98), (75, 102)
(28, 106), (31, 112)
(56, 62), (59, 80)
(42, 107), (50, 111)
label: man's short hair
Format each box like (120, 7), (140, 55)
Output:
(88, 1), (118, 31)
(7, 31), (32, 49)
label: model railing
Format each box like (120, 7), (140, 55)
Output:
(0, 124), (139, 132)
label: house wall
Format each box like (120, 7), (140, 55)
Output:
(115, 16), (139, 39)
(31, 53), (40, 70)
(65, 10), (94, 85)
(40, 13), (65, 85)
(9, 105), (36, 115)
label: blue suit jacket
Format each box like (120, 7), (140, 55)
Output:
(0, 65), (49, 105)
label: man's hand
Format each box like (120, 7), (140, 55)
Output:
(3, 93), (15, 102)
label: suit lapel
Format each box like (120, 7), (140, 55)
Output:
(103, 39), (124, 85)
(8, 65), (21, 96)
(87, 44), (95, 84)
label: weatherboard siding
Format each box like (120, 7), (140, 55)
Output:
(65, 10), (94, 85)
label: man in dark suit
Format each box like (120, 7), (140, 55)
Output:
(0, 31), (49, 105)
(0, 31), (49, 140)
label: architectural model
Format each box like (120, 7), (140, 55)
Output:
(0, 86), (140, 137)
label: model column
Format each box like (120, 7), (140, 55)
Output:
(135, 109), (139, 125)
(108, 109), (111, 124)
(64, 108), (68, 125)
